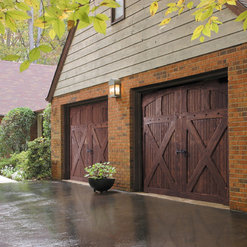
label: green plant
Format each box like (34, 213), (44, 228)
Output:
(23, 137), (51, 180)
(84, 162), (116, 179)
(0, 107), (35, 156)
(1, 165), (16, 179)
(43, 104), (51, 139)
(0, 151), (29, 181)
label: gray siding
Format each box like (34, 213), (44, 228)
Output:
(54, 0), (247, 97)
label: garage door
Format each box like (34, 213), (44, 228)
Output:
(142, 79), (228, 204)
(70, 100), (108, 181)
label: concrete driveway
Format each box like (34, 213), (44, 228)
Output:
(0, 181), (247, 247)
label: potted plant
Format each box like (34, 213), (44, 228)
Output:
(84, 162), (116, 193)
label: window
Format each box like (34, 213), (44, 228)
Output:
(111, 0), (125, 24)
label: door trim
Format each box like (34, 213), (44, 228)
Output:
(131, 68), (228, 192)
(63, 96), (108, 179)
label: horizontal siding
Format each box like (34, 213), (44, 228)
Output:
(54, 1), (246, 97)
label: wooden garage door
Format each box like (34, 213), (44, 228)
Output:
(142, 79), (228, 204)
(70, 100), (108, 181)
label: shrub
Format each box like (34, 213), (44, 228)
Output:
(0, 151), (29, 180)
(22, 137), (51, 180)
(43, 104), (51, 139)
(1, 165), (16, 179)
(0, 107), (35, 156)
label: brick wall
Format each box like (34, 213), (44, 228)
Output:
(51, 43), (247, 212)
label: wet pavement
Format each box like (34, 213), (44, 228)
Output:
(0, 181), (247, 247)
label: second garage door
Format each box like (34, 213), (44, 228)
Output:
(142, 79), (228, 204)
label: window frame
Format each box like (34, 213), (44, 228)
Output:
(111, 0), (125, 25)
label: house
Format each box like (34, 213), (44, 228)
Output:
(47, 1), (247, 212)
(0, 61), (55, 139)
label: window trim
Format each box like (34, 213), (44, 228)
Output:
(111, 0), (125, 25)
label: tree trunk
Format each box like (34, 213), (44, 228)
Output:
(27, 8), (34, 51)
(36, 1), (43, 48)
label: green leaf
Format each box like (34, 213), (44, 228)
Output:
(0, 21), (5, 34)
(5, 14), (17, 32)
(211, 22), (219, 33)
(20, 61), (31, 72)
(187, 1), (193, 9)
(7, 10), (30, 20)
(2, 55), (20, 61)
(91, 5), (99, 12)
(16, 2), (31, 11)
(29, 48), (40, 62)
(243, 17), (247, 31)
(235, 10), (247, 22)
(191, 25), (204, 40)
(202, 23), (211, 37)
(38, 45), (52, 53)
(49, 29), (56, 40)
(200, 7), (213, 21)
(93, 17), (107, 34)
(95, 13), (109, 21)
(52, 19), (65, 39)
(100, 0), (121, 8)
(76, 0), (90, 4)
(77, 19), (91, 29)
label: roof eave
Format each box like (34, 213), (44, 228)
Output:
(227, 0), (247, 16)
(46, 23), (78, 103)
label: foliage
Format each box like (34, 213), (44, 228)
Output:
(0, 165), (16, 179)
(0, 0), (120, 70)
(84, 162), (116, 179)
(0, 137), (51, 181)
(150, 0), (247, 42)
(22, 137), (51, 180)
(0, 151), (29, 180)
(43, 103), (51, 139)
(0, 107), (35, 156)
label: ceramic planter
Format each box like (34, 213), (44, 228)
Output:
(88, 178), (115, 193)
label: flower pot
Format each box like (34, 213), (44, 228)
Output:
(88, 178), (115, 193)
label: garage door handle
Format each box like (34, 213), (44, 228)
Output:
(87, 149), (93, 153)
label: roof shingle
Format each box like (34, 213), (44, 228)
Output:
(0, 61), (55, 115)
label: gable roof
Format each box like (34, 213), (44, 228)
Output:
(0, 61), (56, 116)
(46, 2), (247, 102)
(46, 24), (78, 102)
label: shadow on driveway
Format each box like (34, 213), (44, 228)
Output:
(0, 181), (247, 247)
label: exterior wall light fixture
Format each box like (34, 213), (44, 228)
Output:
(109, 78), (121, 98)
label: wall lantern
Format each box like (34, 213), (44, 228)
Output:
(109, 78), (121, 98)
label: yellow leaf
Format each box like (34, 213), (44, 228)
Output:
(218, 0), (226, 5)
(49, 29), (56, 40)
(59, 12), (69, 20)
(226, 0), (236, 5)
(159, 18), (171, 26)
(150, 1), (158, 16)
(34, 19), (47, 28)
(178, 7), (184, 15)
(187, 1), (193, 9)
(177, 0), (184, 7)
(200, 36), (205, 42)
(191, 25), (204, 40)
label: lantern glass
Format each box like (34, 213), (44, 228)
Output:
(109, 79), (121, 98)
